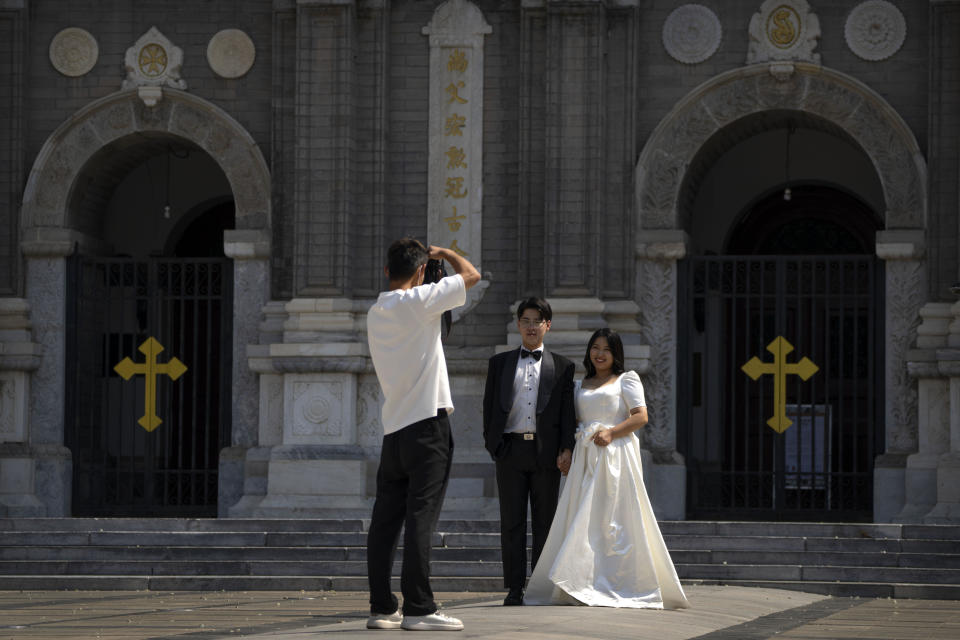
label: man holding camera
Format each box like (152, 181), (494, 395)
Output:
(365, 238), (480, 632)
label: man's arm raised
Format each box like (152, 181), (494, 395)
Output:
(428, 246), (481, 290)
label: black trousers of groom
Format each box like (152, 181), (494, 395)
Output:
(496, 436), (561, 591)
(367, 410), (453, 617)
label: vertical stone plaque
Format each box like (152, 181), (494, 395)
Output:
(423, 0), (491, 274)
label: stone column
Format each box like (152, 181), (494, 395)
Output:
(927, 300), (960, 522)
(634, 230), (688, 520)
(17, 230), (78, 516)
(898, 303), (952, 521)
(219, 230), (271, 517)
(0, 299), (43, 515)
(874, 230), (926, 522)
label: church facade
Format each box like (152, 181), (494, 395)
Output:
(0, 0), (956, 524)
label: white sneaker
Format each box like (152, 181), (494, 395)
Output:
(400, 611), (464, 631)
(367, 610), (403, 629)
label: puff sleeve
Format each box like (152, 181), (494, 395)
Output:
(620, 370), (646, 409)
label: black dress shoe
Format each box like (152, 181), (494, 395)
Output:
(503, 588), (524, 606)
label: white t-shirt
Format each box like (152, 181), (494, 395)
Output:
(367, 274), (466, 435)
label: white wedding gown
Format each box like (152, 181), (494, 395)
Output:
(523, 371), (689, 609)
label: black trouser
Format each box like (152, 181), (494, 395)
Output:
(495, 435), (561, 590)
(367, 410), (453, 616)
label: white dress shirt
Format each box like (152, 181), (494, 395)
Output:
(505, 346), (543, 434)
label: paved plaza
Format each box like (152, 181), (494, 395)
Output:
(1, 586), (958, 640)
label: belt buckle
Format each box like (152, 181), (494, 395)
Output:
(523, 433), (534, 441)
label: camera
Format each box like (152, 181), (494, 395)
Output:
(423, 257), (452, 338)
(424, 258), (447, 284)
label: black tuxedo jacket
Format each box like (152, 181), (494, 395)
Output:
(482, 348), (577, 468)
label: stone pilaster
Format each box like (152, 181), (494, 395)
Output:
(219, 230), (271, 517)
(0, 298), (42, 515)
(543, 0), (606, 297)
(926, 300), (960, 522)
(635, 229), (688, 520)
(874, 230), (926, 522)
(293, 0), (355, 296)
(898, 303), (952, 522)
(16, 230), (79, 516)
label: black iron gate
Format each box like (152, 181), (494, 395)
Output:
(679, 256), (883, 521)
(66, 257), (232, 516)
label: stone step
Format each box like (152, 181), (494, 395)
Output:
(0, 560), (505, 578)
(0, 575), (505, 592)
(0, 572), (957, 599)
(677, 563), (960, 585)
(0, 518), (369, 533)
(3, 518), (959, 540)
(686, 579), (960, 600)
(3, 557), (957, 585)
(3, 545), (955, 569)
(0, 545), (503, 563)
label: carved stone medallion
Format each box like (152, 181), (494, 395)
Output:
(207, 29), (256, 79)
(49, 27), (98, 77)
(662, 4), (722, 65)
(845, 1), (906, 62)
(122, 26), (186, 91)
(747, 0), (821, 65)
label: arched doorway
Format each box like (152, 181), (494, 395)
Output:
(65, 134), (236, 516)
(682, 179), (884, 521)
(634, 64), (927, 522)
(20, 89), (271, 517)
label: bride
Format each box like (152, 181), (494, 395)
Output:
(523, 328), (689, 609)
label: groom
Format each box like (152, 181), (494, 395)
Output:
(482, 297), (576, 606)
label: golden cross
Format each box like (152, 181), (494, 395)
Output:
(741, 336), (818, 433)
(114, 337), (187, 432)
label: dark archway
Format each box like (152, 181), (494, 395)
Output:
(726, 185), (882, 255)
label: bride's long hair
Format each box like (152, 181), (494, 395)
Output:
(583, 328), (626, 379)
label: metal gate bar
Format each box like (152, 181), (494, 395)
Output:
(680, 256), (882, 521)
(66, 257), (232, 517)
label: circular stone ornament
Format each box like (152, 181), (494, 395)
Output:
(845, 0), (906, 61)
(49, 27), (99, 77)
(206, 29), (256, 79)
(662, 4), (722, 65)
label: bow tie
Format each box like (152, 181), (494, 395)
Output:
(521, 349), (542, 361)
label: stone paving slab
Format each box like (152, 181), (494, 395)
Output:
(0, 586), (957, 639)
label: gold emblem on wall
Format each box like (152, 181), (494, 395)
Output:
(114, 337), (187, 432)
(741, 336), (818, 433)
(138, 43), (168, 77)
(767, 6), (800, 49)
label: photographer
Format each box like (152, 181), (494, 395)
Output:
(365, 238), (480, 632)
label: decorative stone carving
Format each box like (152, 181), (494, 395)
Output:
(356, 375), (384, 448)
(747, 0), (821, 66)
(206, 29), (256, 79)
(636, 259), (677, 452)
(662, 4), (722, 65)
(884, 259), (924, 453)
(845, 1), (906, 61)
(122, 26), (186, 106)
(635, 66), (926, 233)
(283, 374), (356, 445)
(49, 27), (98, 77)
(0, 377), (15, 441)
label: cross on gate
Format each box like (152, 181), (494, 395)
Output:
(741, 336), (819, 434)
(114, 337), (188, 432)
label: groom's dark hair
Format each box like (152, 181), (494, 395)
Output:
(583, 328), (626, 378)
(516, 297), (552, 321)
